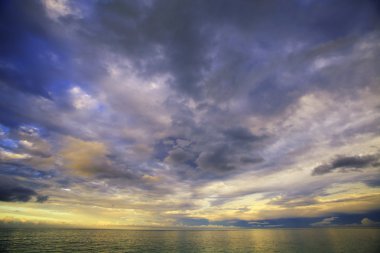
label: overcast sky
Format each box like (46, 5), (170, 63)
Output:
(0, 0), (380, 228)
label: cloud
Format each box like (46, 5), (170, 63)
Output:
(178, 217), (210, 227)
(0, 178), (48, 203)
(269, 196), (319, 208)
(0, 0), (380, 228)
(58, 136), (148, 188)
(36, 195), (49, 203)
(311, 217), (338, 227)
(69, 86), (98, 110)
(0, 148), (31, 160)
(196, 144), (235, 172)
(312, 154), (379, 175)
(361, 217), (380, 226)
(41, 0), (82, 21)
(223, 127), (264, 143)
(0, 217), (73, 228)
(363, 178), (380, 187)
(0, 186), (37, 202)
(164, 148), (195, 165)
(59, 136), (111, 176)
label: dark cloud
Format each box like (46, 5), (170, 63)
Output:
(36, 195), (49, 203)
(196, 144), (235, 172)
(331, 155), (379, 169)
(0, 162), (55, 179)
(177, 210), (380, 228)
(156, 119), (266, 178)
(0, 186), (48, 203)
(83, 0), (213, 99)
(156, 116), (268, 178)
(209, 210), (380, 228)
(69, 0), (380, 102)
(363, 178), (380, 187)
(240, 156), (264, 164)
(165, 148), (195, 165)
(0, 185), (37, 202)
(269, 196), (319, 208)
(194, 130), (265, 174)
(177, 212), (380, 228)
(312, 154), (380, 175)
(223, 127), (263, 143)
(0, 177), (48, 203)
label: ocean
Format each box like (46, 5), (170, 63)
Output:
(0, 228), (379, 252)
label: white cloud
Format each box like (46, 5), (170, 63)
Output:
(311, 56), (343, 71)
(311, 217), (338, 227)
(42, 0), (81, 21)
(361, 218), (380, 226)
(19, 140), (34, 149)
(69, 86), (98, 110)
(0, 148), (31, 160)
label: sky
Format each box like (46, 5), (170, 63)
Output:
(0, 0), (380, 229)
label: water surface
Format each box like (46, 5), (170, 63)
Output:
(0, 228), (379, 252)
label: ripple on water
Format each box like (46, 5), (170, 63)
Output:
(0, 228), (379, 253)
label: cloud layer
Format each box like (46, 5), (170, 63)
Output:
(0, 0), (379, 228)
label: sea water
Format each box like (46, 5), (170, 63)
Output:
(0, 228), (379, 252)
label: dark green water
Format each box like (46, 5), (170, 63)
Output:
(0, 228), (379, 252)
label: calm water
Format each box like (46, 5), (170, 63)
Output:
(0, 228), (379, 252)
